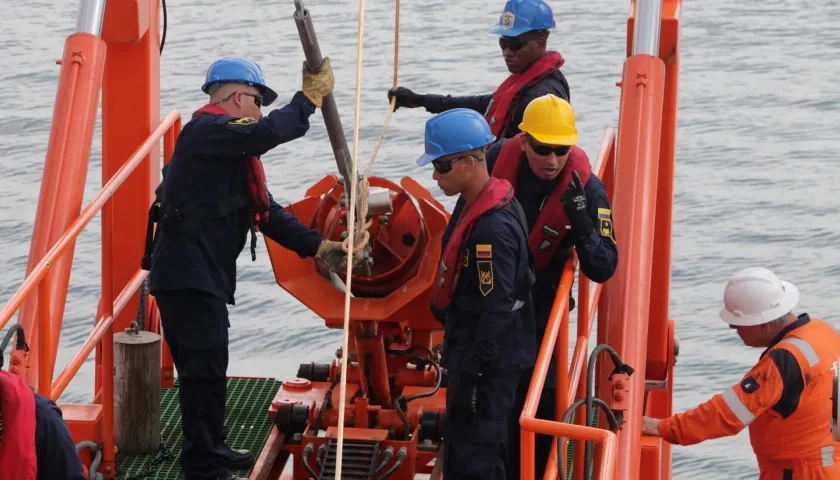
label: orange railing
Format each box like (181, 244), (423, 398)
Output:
(520, 127), (619, 480)
(0, 109), (181, 467)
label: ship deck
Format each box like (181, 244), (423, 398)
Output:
(117, 378), (281, 480)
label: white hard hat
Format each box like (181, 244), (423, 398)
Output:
(719, 267), (799, 327)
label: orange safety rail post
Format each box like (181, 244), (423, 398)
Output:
(594, 0), (681, 477)
(627, 0), (681, 386)
(519, 129), (618, 480)
(0, 110), (181, 476)
(16, 30), (108, 390)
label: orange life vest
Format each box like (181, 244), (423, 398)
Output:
(430, 177), (515, 311)
(0, 370), (37, 480)
(484, 51), (565, 138)
(491, 134), (592, 270)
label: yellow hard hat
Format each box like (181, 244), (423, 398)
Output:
(518, 94), (578, 146)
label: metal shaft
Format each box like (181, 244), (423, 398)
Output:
(75, 0), (107, 36)
(631, 0), (663, 56)
(293, 0), (354, 189)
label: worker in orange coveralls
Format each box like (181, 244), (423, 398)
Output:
(642, 267), (840, 480)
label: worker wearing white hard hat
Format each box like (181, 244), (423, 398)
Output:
(642, 267), (840, 479)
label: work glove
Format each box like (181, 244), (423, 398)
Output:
(449, 373), (479, 426)
(387, 87), (426, 110)
(560, 171), (594, 239)
(316, 240), (348, 272)
(316, 240), (364, 272)
(302, 57), (335, 108)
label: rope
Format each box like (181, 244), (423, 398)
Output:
(334, 0), (400, 476)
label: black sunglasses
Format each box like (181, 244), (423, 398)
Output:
(499, 36), (528, 52)
(528, 138), (572, 157)
(241, 92), (263, 108)
(432, 154), (471, 174)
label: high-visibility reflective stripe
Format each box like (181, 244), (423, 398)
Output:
(778, 337), (819, 367)
(722, 387), (755, 426)
(822, 445), (835, 467)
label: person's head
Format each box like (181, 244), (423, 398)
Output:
(488, 0), (555, 73)
(201, 57), (279, 118)
(517, 94), (578, 180)
(719, 267), (801, 347)
(415, 109), (497, 197)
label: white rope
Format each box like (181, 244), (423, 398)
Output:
(334, 0), (401, 475)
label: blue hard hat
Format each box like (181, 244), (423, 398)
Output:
(201, 57), (279, 107)
(416, 109), (497, 167)
(488, 0), (556, 37)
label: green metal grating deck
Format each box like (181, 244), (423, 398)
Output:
(117, 377), (281, 480)
(115, 377), (597, 479)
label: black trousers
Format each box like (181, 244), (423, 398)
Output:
(155, 289), (230, 480)
(444, 370), (522, 480)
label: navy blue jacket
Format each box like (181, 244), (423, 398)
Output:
(440, 199), (537, 375)
(34, 394), (87, 480)
(149, 92), (324, 304)
(423, 70), (570, 140)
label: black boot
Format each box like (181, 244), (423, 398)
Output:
(216, 472), (246, 480)
(226, 448), (254, 470)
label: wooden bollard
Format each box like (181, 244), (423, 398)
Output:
(114, 324), (161, 454)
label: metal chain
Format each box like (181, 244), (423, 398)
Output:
(123, 441), (176, 480)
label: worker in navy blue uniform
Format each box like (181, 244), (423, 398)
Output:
(143, 57), (351, 480)
(0, 370), (87, 480)
(418, 108), (537, 479)
(387, 0), (570, 142)
(443, 94), (618, 479)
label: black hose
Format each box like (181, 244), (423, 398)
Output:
(584, 344), (634, 480)
(159, 0), (167, 55)
(0, 323), (29, 369)
(301, 443), (320, 479)
(557, 397), (620, 480)
(385, 345), (443, 403)
(372, 446), (394, 475)
(376, 447), (407, 480)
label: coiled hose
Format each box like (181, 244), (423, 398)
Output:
(75, 441), (104, 480)
(557, 344), (634, 480)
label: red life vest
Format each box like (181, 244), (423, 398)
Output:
(0, 371), (37, 480)
(430, 177), (515, 311)
(193, 105), (271, 229)
(484, 51), (566, 138)
(492, 134), (592, 270)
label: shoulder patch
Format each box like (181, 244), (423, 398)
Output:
(597, 208), (611, 220)
(228, 116), (258, 126)
(740, 375), (760, 394)
(597, 208), (615, 242)
(477, 260), (494, 296)
(476, 244), (492, 259)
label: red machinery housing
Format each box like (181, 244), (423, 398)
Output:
(260, 174), (451, 479)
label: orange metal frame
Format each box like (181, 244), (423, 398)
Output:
(0, 0), (177, 476)
(517, 0), (682, 479)
(0, 0), (681, 478)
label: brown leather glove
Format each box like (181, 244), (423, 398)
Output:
(302, 57), (335, 108)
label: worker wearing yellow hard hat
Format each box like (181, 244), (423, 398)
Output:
(442, 93), (618, 480)
(643, 267), (840, 479)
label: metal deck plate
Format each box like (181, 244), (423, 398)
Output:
(117, 378), (281, 480)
